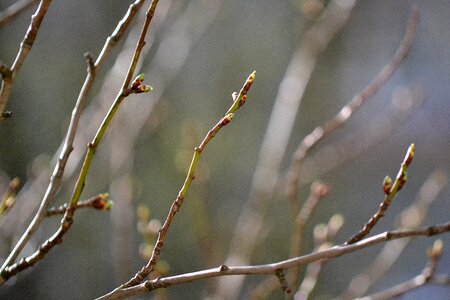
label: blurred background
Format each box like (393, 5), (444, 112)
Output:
(0, 0), (449, 299)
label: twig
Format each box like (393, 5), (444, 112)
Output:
(298, 83), (425, 186)
(114, 71), (256, 292)
(0, 0), (146, 274)
(288, 181), (329, 287)
(357, 239), (446, 300)
(0, 0), (39, 27)
(286, 6), (420, 206)
(216, 1), (356, 297)
(0, 177), (20, 216)
(0, 0), (158, 284)
(95, 222), (450, 300)
(45, 193), (111, 217)
(339, 169), (448, 299)
(0, 0), (52, 120)
(294, 214), (344, 300)
(345, 144), (415, 245)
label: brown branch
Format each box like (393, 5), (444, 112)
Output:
(0, 0), (52, 120)
(345, 144), (414, 245)
(216, 1), (357, 297)
(286, 6), (420, 206)
(95, 222), (450, 300)
(0, 0), (39, 27)
(0, 0), (157, 284)
(340, 169), (448, 299)
(114, 71), (256, 292)
(45, 193), (111, 217)
(358, 240), (446, 300)
(0, 0), (146, 275)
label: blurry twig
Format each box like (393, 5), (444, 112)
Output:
(0, 0), (146, 276)
(288, 181), (329, 287)
(0, 177), (20, 217)
(294, 214), (344, 300)
(0, 0), (52, 120)
(345, 144), (414, 245)
(0, 0), (158, 284)
(45, 193), (111, 217)
(339, 169), (448, 299)
(299, 84), (425, 185)
(95, 222), (450, 300)
(286, 6), (419, 206)
(0, 0), (39, 27)
(217, 1), (356, 297)
(356, 240), (446, 300)
(110, 71), (256, 294)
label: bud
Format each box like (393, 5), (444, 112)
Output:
(132, 73), (145, 89)
(383, 176), (392, 194)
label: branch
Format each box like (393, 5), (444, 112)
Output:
(0, 0), (158, 284)
(345, 143), (414, 244)
(294, 214), (344, 299)
(357, 239), (447, 300)
(45, 193), (111, 217)
(0, 0), (52, 120)
(339, 169), (448, 299)
(0, 0), (39, 27)
(114, 70), (256, 292)
(216, 0), (357, 296)
(95, 222), (450, 300)
(286, 6), (420, 205)
(0, 0), (146, 275)
(287, 181), (329, 286)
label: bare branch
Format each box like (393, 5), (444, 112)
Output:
(0, 0), (52, 120)
(340, 169), (448, 299)
(116, 71), (256, 291)
(345, 144), (415, 244)
(0, 0), (146, 275)
(0, 0), (157, 284)
(216, 1), (357, 296)
(286, 6), (420, 205)
(288, 181), (329, 286)
(95, 222), (450, 300)
(357, 240), (446, 300)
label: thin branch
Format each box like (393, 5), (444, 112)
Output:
(45, 193), (111, 217)
(0, 0), (146, 274)
(339, 169), (448, 299)
(0, 0), (158, 284)
(95, 222), (450, 300)
(286, 6), (420, 206)
(216, 1), (356, 297)
(116, 71), (256, 291)
(357, 239), (446, 300)
(294, 214), (344, 300)
(0, 0), (52, 120)
(287, 181), (329, 287)
(0, 0), (39, 27)
(345, 144), (414, 245)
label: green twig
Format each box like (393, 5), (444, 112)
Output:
(345, 144), (415, 245)
(114, 71), (256, 292)
(0, 0), (159, 284)
(0, 0), (146, 277)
